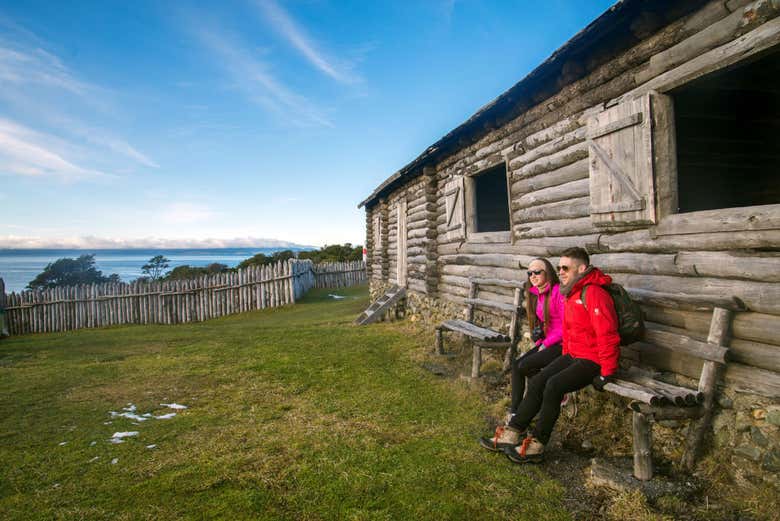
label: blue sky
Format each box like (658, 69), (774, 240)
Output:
(0, 0), (615, 248)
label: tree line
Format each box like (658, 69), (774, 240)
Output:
(25, 244), (364, 290)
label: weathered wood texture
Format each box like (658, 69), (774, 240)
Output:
(3, 260), (366, 336)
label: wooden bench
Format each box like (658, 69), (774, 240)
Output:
(435, 278), (524, 379)
(603, 303), (736, 480)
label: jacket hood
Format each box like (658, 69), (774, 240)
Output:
(570, 267), (612, 295)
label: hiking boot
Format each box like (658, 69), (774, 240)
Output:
(478, 425), (524, 452)
(504, 436), (545, 464)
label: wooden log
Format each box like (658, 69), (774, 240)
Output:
(725, 363), (780, 398)
(635, 0), (780, 85)
(511, 140), (589, 179)
(603, 381), (663, 406)
(464, 298), (521, 313)
(512, 178), (590, 210)
(643, 324), (728, 364)
(439, 253), (535, 269)
(628, 288), (746, 312)
(673, 251), (780, 283)
(510, 236), (600, 258)
(514, 216), (596, 239)
(512, 196), (590, 223)
(508, 126), (586, 170)
(510, 157), (589, 196)
(611, 273), (779, 314)
(730, 338), (780, 374)
(733, 311), (780, 346)
(590, 253), (696, 277)
(633, 412), (653, 481)
(653, 204), (780, 237)
(629, 402), (704, 420)
(620, 368), (701, 405)
(683, 307), (731, 471)
(441, 264), (521, 283)
(598, 228), (780, 254)
(472, 343), (482, 379)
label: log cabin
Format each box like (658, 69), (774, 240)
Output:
(359, 0), (780, 480)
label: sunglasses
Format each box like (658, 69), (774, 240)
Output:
(527, 269), (545, 277)
(557, 265), (571, 272)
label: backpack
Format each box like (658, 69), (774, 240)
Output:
(582, 283), (644, 345)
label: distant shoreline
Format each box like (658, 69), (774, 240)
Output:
(0, 247), (312, 293)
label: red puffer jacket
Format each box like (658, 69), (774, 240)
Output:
(562, 267), (620, 377)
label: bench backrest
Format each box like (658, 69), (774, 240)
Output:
(463, 278), (524, 345)
(623, 305), (731, 393)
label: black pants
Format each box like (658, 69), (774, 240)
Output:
(509, 354), (600, 444)
(510, 343), (562, 414)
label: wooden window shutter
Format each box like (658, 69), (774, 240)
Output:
(587, 93), (657, 227)
(443, 177), (466, 240)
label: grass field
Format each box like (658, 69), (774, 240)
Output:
(0, 286), (572, 521)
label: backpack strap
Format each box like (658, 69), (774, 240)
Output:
(581, 284), (589, 310)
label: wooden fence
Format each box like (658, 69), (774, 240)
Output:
(0, 259), (366, 336)
(312, 260), (367, 288)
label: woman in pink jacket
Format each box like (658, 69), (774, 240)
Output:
(480, 257), (564, 452)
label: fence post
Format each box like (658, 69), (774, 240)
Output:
(0, 278), (8, 338)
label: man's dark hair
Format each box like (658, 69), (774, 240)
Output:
(560, 247), (589, 266)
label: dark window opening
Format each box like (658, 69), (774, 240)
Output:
(671, 49), (780, 213)
(474, 163), (510, 232)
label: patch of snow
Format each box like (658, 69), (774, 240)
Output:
(88, 456), (100, 463)
(111, 458), (118, 465)
(328, 294), (345, 300)
(58, 441), (67, 446)
(110, 411), (148, 422)
(123, 404), (137, 412)
(111, 431), (139, 439)
(89, 441), (97, 446)
(160, 403), (187, 410)
(109, 439), (124, 444)
(154, 413), (176, 420)
(103, 421), (112, 425)
(53, 483), (60, 488)
(146, 444), (157, 449)
(142, 413), (152, 417)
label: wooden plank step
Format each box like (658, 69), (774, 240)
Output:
(354, 286), (407, 325)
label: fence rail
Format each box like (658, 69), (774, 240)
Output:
(0, 259), (366, 337)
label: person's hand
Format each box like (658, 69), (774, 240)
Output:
(592, 375), (612, 392)
(530, 325), (544, 343)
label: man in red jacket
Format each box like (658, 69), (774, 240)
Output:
(504, 247), (620, 464)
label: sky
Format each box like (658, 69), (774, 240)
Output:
(0, 0), (616, 249)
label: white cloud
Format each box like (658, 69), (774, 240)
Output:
(0, 27), (158, 173)
(254, 0), (361, 85)
(0, 118), (108, 180)
(0, 235), (316, 249)
(192, 22), (333, 127)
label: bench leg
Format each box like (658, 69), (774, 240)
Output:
(471, 343), (481, 379)
(435, 328), (444, 354)
(633, 411), (653, 480)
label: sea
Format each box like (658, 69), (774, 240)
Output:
(0, 248), (307, 293)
